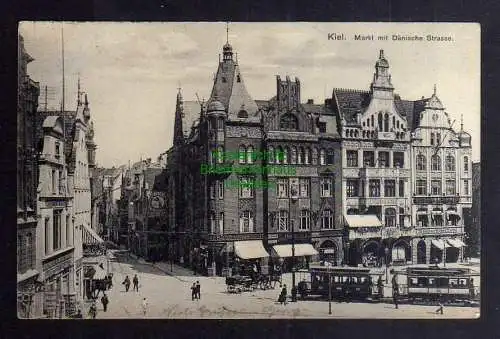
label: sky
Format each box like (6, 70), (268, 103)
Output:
(19, 22), (480, 168)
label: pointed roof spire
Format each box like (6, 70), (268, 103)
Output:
(461, 114), (464, 132)
(226, 21), (229, 44)
(84, 93), (89, 107)
(433, 83), (437, 96)
(77, 73), (81, 105)
(380, 49), (384, 59)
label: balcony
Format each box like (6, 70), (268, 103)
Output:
(413, 196), (460, 205)
(359, 167), (410, 178)
(381, 227), (417, 238)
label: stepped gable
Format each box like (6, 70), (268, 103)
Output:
(332, 88), (371, 124)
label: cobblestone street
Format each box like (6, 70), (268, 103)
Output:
(84, 250), (479, 319)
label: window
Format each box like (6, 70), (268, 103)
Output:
(436, 133), (441, 145)
(268, 146), (274, 163)
(369, 179), (381, 197)
(378, 113), (383, 131)
(210, 183), (216, 199)
(399, 179), (405, 197)
(312, 148), (318, 165)
(305, 148), (311, 164)
(322, 209), (334, 229)
(445, 155), (455, 171)
(384, 180), (396, 197)
(399, 208), (405, 227)
(283, 147), (289, 164)
(290, 147), (297, 164)
(66, 215), (70, 247)
(320, 177), (333, 197)
(431, 155), (441, 171)
(53, 210), (61, 251)
(239, 177), (254, 198)
(240, 211), (254, 233)
(445, 180), (456, 196)
(327, 149), (335, 164)
(318, 122), (326, 133)
(346, 150), (358, 167)
(416, 180), (427, 195)
(247, 146), (254, 164)
(218, 181), (224, 199)
(299, 178), (310, 197)
(275, 147), (282, 164)
(217, 117), (224, 130)
(299, 210), (310, 230)
(430, 132), (435, 146)
(416, 154), (426, 171)
(431, 180), (442, 195)
(385, 208), (396, 227)
(346, 179), (359, 197)
(277, 179), (288, 198)
(52, 170), (56, 194)
(219, 212), (224, 234)
(278, 210), (289, 231)
(209, 212), (215, 233)
(45, 218), (49, 255)
(384, 113), (389, 132)
(239, 146), (246, 164)
(236, 74), (241, 82)
(464, 180), (469, 195)
(464, 156), (469, 172)
(363, 151), (375, 167)
(298, 147), (304, 164)
(320, 149), (326, 165)
(55, 142), (60, 159)
(280, 114), (298, 130)
(378, 151), (389, 167)
(393, 152), (404, 168)
(217, 146), (224, 164)
(222, 77), (227, 83)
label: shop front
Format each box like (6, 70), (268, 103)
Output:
(271, 243), (318, 272)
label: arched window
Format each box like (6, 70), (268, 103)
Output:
(312, 148), (318, 165)
(290, 147), (297, 164)
(385, 208), (396, 227)
(431, 155), (441, 171)
(464, 156), (469, 172)
(320, 149), (326, 165)
(396, 120), (400, 129)
(239, 146), (246, 164)
(305, 148), (311, 164)
(378, 113), (383, 131)
(237, 110), (248, 118)
(298, 147), (304, 164)
(247, 146), (254, 164)
(283, 147), (289, 164)
(240, 211), (254, 233)
(217, 146), (224, 164)
(275, 146), (283, 164)
(384, 113), (389, 132)
(268, 146), (275, 164)
(371, 115), (374, 127)
(217, 117), (225, 130)
(322, 209), (334, 229)
(392, 116), (395, 130)
(280, 113), (299, 130)
(445, 155), (456, 171)
(416, 154), (426, 171)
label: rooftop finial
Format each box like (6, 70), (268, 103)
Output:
(77, 73), (81, 105)
(433, 84), (437, 96)
(84, 93), (88, 106)
(226, 21), (229, 44)
(380, 49), (384, 59)
(461, 114), (464, 132)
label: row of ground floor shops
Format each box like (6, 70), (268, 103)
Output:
(129, 232), (466, 277)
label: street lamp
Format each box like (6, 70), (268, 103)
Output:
(290, 195), (298, 302)
(328, 262), (332, 315)
(384, 247), (389, 282)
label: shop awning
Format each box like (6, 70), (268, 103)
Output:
(92, 265), (107, 280)
(447, 238), (467, 248)
(431, 239), (451, 250)
(234, 240), (269, 259)
(83, 224), (104, 245)
(344, 214), (382, 228)
(272, 243), (319, 257)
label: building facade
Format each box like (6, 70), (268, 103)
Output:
(17, 34), (42, 318)
(167, 40), (344, 276)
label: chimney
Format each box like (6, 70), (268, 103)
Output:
(307, 99), (314, 104)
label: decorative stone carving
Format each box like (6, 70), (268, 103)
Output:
(226, 126), (262, 139)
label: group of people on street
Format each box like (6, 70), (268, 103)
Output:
(191, 281), (201, 300)
(122, 274), (140, 292)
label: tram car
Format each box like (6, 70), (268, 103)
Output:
(297, 265), (383, 301)
(397, 266), (479, 305)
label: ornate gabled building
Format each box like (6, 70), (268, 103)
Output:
(167, 37), (344, 277)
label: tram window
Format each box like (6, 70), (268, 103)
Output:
(449, 279), (458, 287)
(359, 276), (367, 284)
(459, 279), (467, 287)
(334, 276), (340, 283)
(410, 278), (418, 286)
(428, 278), (436, 287)
(417, 277), (427, 287)
(437, 278), (449, 287)
(341, 276), (349, 283)
(351, 277), (358, 284)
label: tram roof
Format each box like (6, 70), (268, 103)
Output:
(308, 265), (372, 273)
(406, 266), (472, 275)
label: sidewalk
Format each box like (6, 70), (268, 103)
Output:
(128, 253), (201, 281)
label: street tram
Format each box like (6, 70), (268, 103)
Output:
(297, 265), (383, 301)
(395, 266), (480, 305)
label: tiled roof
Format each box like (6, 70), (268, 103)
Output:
(35, 110), (77, 159)
(332, 89), (371, 124)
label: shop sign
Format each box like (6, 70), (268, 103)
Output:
(44, 291), (57, 311)
(416, 227), (461, 236)
(47, 200), (67, 208)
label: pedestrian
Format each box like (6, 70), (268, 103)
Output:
(142, 297), (148, 316)
(278, 284), (288, 305)
(377, 276), (384, 299)
(435, 297), (444, 314)
(191, 282), (197, 301)
(88, 301), (97, 319)
(123, 275), (131, 292)
(133, 274), (139, 292)
(392, 273), (399, 309)
(101, 293), (109, 312)
(196, 280), (201, 300)
(469, 278), (475, 299)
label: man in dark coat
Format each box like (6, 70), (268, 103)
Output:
(101, 293), (109, 312)
(191, 282), (197, 301)
(377, 276), (384, 299)
(123, 275), (131, 292)
(392, 274), (399, 309)
(196, 281), (201, 300)
(278, 284), (288, 305)
(133, 274), (139, 292)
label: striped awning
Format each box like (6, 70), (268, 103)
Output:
(431, 239), (451, 250)
(83, 224), (104, 245)
(447, 238), (467, 248)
